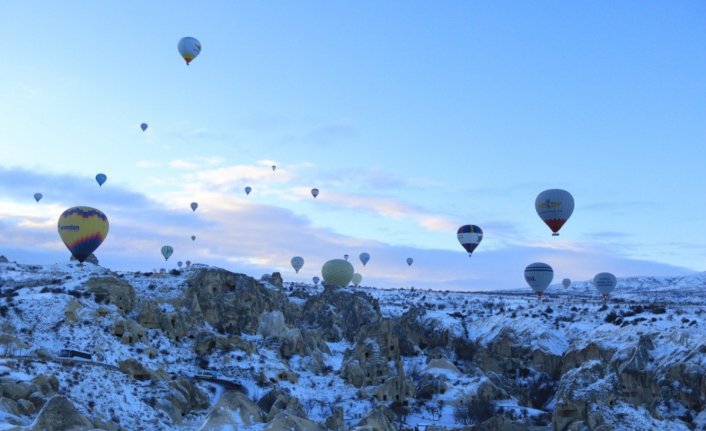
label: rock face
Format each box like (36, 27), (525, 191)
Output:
(136, 300), (193, 341)
(113, 318), (147, 345)
(31, 396), (93, 431)
(355, 405), (396, 431)
(201, 391), (264, 428)
(118, 358), (155, 381)
(302, 286), (382, 342)
(86, 276), (136, 314)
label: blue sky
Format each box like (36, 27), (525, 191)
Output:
(1, 1), (704, 290)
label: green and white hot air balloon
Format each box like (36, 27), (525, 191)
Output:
(321, 259), (354, 287)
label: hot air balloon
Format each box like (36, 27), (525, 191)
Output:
(245, 186), (252, 195)
(140, 123), (148, 132)
(457, 225), (483, 257)
(312, 276), (320, 286)
(95, 173), (107, 187)
(177, 261), (183, 268)
(343, 254), (349, 261)
(185, 260), (191, 267)
(535, 189), (574, 236)
(177, 37), (201, 65)
(593, 272), (616, 300)
(406, 257), (414, 266)
(351, 273), (362, 287)
(359, 252), (370, 266)
(562, 278), (571, 289)
(311, 188), (319, 199)
(58, 206), (109, 263)
(34, 193), (43, 202)
(524, 263), (553, 297)
(272, 165), (277, 172)
(161, 245), (174, 261)
(191, 235), (196, 241)
(190, 202), (198, 212)
(291, 256), (304, 274)
(321, 259), (354, 287)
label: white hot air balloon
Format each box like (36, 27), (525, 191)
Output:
(535, 189), (574, 236)
(524, 262), (553, 297)
(593, 272), (617, 300)
(291, 256), (304, 274)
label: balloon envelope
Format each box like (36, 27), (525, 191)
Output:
(343, 254), (349, 261)
(535, 189), (574, 235)
(524, 262), (553, 296)
(406, 257), (413, 266)
(562, 278), (571, 289)
(593, 272), (617, 298)
(245, 186), (252, 195)
(140, 123), (148, 131)
(311, 188), (319, 198)
(321, 259), (354, 287)
(177, 261), (183, 268)
(359, 252), (370, 266)
(185, 260), (191, 267)
(272, 165), (277, 172)
(161, 245), (174, 261)
(291, 256), (304, 274)
(190, 202), (198, 212)
(457, 225), (483, 256)
(312, 276), (320, 286)
(191, 235), (196, 241)
(351, 273), (362, 287)
(34, 193), (43, 202)
(177, 37), (201, 65)
(95, 173), (107, 187)
(58, 206), (109, 263)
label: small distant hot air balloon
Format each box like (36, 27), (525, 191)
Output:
(140, 123), (148, 132)
(562, 278), (571, 289)
(312, 276), (320, 286)
(58, 206), (109, 263)
(535, 189), (574, 236)
(191, 235), (196, 241)
(34, 193), (43, 202)
(359, 252), (370, 266)
(351, 273), (362, 287)
(457, 225), (483, 257)
(245, 186), (252, 195)
(311, 188), (319, 199)
(406, 257), (414, 266)
(190, 202), (198, 212)
(321, 259), (354, 287)
(593, 272), (617, 300)
(291, 256), (304, 274)
(95, 173), (107, 187)
(161, 245), (174, 261)
(524, 262), (553, 297)
(271, 165), (277, 172)
(343, 254), (349, 261)
(177, 261), (183, 268)
(185, 260), (191, 267)
(177, 37), (201, 65)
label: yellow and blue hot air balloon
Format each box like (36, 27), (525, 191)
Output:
(178, 37), (201, 65)
(57, 206), (109, 263)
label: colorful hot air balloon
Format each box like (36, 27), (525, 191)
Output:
(140, 123), (148, 132)
(457, 225), (483, 257)
(351, 273), (362, 287)
(190, 202), (198, 212)
(245, 186), (252, 196)
(359, 252), (370, 266)
(58, 206), (109, 263)
(343, 254), (349, 261)
(34, 193), (43, 202)
(161, 245), (174, 261)
(321, 259), (354, 287)
(291, 256), (304, 274)
(312, 276), (320, 286)
(95, 173), (107, 187)
(593, 272), (617, 300)
(311, 188), (319, 199)
(177, 37), (201, 65)
(535, 189), (574, 236)
(562, 278), (571, 289)
(177, 261), (183, 268)
(272, 165), (277, 172)
(406, 257), (414, 266)
(524, 262), (553, 297)
(191, 235), (196, 241)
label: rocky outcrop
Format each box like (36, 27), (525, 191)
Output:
(118, 358), (156, 381)
(113, 318), (147, 345)
(355, 405), (396, 431)
(194, 330), (255, 356)
(159, 376), (210, 423)
(31, 396), (93, 431)
(265, 412), (323, 431)
(324, 407), (344, 430)
(201, 391), (264, 428)
(302, 286), (382, 342)
(136, 300), (194, 341)
(258, 311), (307, 358)
(86, 276), (136, 314)
(257, 389), (308, 421)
